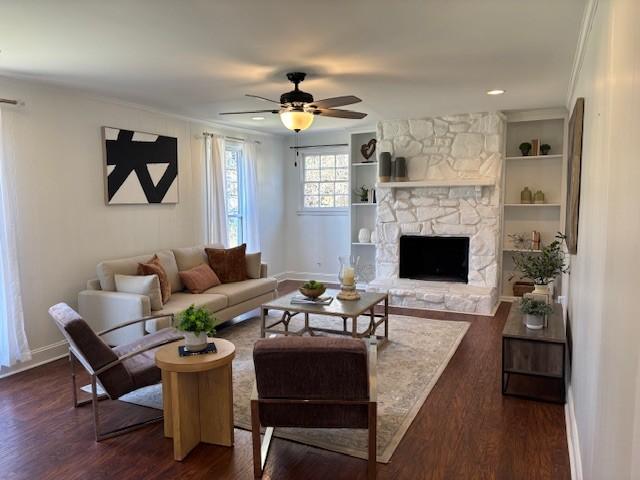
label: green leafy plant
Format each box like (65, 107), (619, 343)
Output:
(519, 142), (532, 155)
(176, 304), (216, 335)
(540, 144), (551, 155)
(302, 280), (325, 290)
(353, 185), (369, 202)
(512, 233), (569, 285)
(519, 297), (554, 317)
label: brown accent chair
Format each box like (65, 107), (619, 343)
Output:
(48, 303), (182, 441)
(251, 336), (377, 479)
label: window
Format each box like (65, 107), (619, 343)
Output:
(224, 143), (244, 247)
(301, 152), (349, 211)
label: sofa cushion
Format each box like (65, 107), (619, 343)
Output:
(173, 244), (224, 272)
(153, 292), (228, 315)
(246, 252), (262, 279)
(115, 274), (163, 311)
(97, 249), (182, 293)
(204, 277), (277, 306)
(138, 255), (172, 304)
(206, 244), (247, 283)
(179, 263), (221, 294)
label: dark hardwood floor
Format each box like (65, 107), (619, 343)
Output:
(0, 281), (570, 480)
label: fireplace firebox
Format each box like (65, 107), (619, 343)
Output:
(399, 235), (469, 283)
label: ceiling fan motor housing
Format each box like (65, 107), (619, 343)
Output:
(281, 72), (314, 106)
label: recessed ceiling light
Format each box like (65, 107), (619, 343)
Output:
(486, 89), (505, 95)
(251, 116), (265, 121)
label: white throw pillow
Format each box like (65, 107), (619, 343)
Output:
(115, 274), (163, 311)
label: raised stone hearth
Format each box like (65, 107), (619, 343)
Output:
(367, 112), (505, 315)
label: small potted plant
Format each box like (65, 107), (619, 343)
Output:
(540, 144), (551, 155)
(512, 233), (568, 295)
(353, 185), (369, 203)
(300, 280), (326, 299)
(519, 142), (532, 156)
(176, 304), (216, 352)
(519, 297), (554, 330)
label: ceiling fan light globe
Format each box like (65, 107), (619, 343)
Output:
(280, 110), (314, 132)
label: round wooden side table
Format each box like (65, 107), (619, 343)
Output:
(155, 338), (235, 461)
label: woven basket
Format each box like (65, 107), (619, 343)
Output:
(513, 281), (535, 297)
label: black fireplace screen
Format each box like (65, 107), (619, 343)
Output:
(399, 235), (469, 283)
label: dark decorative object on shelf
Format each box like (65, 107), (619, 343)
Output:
(360, 138), (377, 161)
(378, 152), (392, 182)
(566, 97), (585, 254)
(513, 281), (535, 297)
(540, 144), (551, 155)
(103, 127), (178, 205)
(520, 186), (533, 204)
(353, 185), (369, 202)
(519, 142), (532, 156)
(395, 157), (408, 181)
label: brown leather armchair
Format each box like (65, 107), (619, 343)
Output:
(48, 302), (182, 441)
(251, 336), (377, 479)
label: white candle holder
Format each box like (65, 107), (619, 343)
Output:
(337, 255), (360, 301)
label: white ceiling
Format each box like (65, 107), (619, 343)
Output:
(0, 0), (586, 135)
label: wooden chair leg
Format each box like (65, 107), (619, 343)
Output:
(251, 400), (263, 478)
(368, 402), (377, 479)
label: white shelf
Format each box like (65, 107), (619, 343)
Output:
(504, 203), (561, 207)
(506, 154), (562, 161)
(352, 162), (378, 167)
(352, 242), (375, 246)
(376, 178), (495, 189)
(351, 203), (377, 206)
(503, 248), (542, 253)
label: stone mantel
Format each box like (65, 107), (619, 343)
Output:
(367, 112), (505, 315)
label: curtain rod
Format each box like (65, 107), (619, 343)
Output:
(202, 132), (261, 144)
(289, 143), (348, 150)
(0, 98), (19, 105)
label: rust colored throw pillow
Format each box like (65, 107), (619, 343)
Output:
(206, 244), (247, 283)
(179, 263), (221, 294)
(137, 254), (171, 304)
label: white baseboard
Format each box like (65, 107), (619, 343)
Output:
(0, 339), (68, 379)
(565, 385), (583, 480)
(274, 271), (338, 284)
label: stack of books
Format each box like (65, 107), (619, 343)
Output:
(290, 295), (333, 306)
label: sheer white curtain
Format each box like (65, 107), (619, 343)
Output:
(205, 134), (228, 246)
(0, 108), (31, 367)
(241, 141), (261, 252)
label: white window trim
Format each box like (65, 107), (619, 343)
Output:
(225, 140), (245, 245)
(297, 147), (349, 216)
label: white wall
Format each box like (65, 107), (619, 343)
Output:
(283, 130), (350, 279)
(566, 0), (640, 478)
(0, 76), (286, 376)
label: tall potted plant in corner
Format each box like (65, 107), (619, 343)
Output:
(512, 233), (568, 295)
(176, 304), (216, 352)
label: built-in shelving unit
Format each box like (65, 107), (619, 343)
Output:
(349, 130), (378, 286)
(500, 109), (568, 301)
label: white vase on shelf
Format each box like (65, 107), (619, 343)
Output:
(370, 230), (378, 243)
(358, 228), (371, 243)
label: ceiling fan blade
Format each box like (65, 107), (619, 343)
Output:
(307, 95), (362, 109)
(245, 94), (282, 105)
(219, 109), (280, 115)
(316, 108), (367, 119)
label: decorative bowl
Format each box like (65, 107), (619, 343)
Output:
(299, 285), (326, 299)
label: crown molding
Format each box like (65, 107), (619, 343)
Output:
(566, 0), (599, 107)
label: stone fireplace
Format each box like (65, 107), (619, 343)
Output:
(366, 112), (505, 315)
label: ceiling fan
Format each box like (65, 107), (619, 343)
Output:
(219, 72), (367, 132)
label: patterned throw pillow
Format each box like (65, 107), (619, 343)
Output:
(179, 263), (221, 293)
(205, 244), (247, 283)
(137, 254), (171, 303)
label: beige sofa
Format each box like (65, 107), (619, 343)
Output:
(78, 244), (278, 345)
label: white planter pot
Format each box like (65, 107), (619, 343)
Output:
(184, 331), (208, 352)
(358, 228), (371, 243)
(524, 314), (545, 330)
(533, 284), (551, 295)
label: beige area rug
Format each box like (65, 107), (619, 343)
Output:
(100, 314), (469, 463)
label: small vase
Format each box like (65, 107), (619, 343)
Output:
(534, 190), (545, 204)
(378, 152), (392, 182)
(184, 331), (208, 352)
(524, 314), (545, 330)
(520, 187), (533, 204)
(370, 230), (379, 243)
(395, 157), (408, 181)
(358, 228), (371, 243)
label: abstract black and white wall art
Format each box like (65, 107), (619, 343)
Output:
(102, 127), (178, 205)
